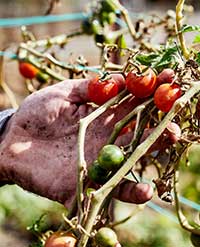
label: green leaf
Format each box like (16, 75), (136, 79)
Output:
(180, 24), (200, 33)
(195, 52), (200, 65)
(153, 46), (178, 71)
(135, 53), (159, 66)
(193, 34), (200, 44)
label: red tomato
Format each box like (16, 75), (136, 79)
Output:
(119, 119), (136, 136)
(125, 68), (157, 98)
(44, 231), (77, 247)
(19, 62), (39, 79)
(111, 74), (126, 92)
(88, 76), (119, 105)
(154, 83), (182, 112)
(156, 68), (175, 86)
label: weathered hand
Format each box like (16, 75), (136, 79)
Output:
(0, 76), (179, 207)
(0, 77), (143, 207)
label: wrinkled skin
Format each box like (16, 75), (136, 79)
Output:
(0, 77), (176, 207)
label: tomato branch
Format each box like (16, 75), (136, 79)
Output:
(78, 80), (200, 247)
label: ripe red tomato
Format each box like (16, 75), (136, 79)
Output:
(154, 83), (182, 112)
(156, 68), (175, 86)
(88, 76), (119, 105)
(125, 68), (157, 98)
(19, 62), (39, 79)
(44, 231), (77, 247)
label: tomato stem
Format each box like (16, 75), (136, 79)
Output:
(175, 0), (190, 60)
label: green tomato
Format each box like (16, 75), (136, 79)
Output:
(92, 19), (103, 34)
(36, 71), (50, 83)
(88, 160), (110, 184)
(95, 227), (119, 247)
(81, 18), (93, 35)
(98, 145), (124, 171)
(190, 233), (200, 247)
(101, 0), (117, 13)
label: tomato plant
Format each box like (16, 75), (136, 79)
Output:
(19, 62), (39, 79)
(44, 231), (77, 247)
(154, 83), (182, 112)
(125, 68), (157, 98)
(95, 227), (120, 247)
(98, 144), (124, 171)
(88, 76), (120, 105)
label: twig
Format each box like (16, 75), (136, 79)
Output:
(77, 89), (128, 222)
(174, 163), (200, 234)
(0, 53), (18, 109)
(175, 0), (190, 59)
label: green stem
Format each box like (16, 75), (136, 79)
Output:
(174, 161), (200, 234)
(176, 0), (190, 59)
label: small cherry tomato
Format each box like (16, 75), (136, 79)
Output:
(81, 18), (93, 35)
(119, 119), (136, 136)
(154, 83), (182, 112)
(156, 68), (175, 86)
(44, 231), (77, 247)
(36, 71), (50, 83)
(88, 160), (110, 185)
(88, 76), (119, 105)
(125, 68), (157, 98)
(19, 62), (39, 79)
(95, 227), (119, 247)
(98, 144), (124, 171)
(190, 233), (200, 247)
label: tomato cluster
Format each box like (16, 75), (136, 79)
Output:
(87, 68), (181, 113)
(19, 62), (49, 83)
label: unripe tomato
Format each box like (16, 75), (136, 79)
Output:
(81, 18), (93, 35)
(36, 71), (50, 83)
(19, 62), (39, 79)
(88, 76), (119, 105)
(88, 160), (110, 185)
(125, 68), (157, 98)
(154, 83), (182, 112)
(156, 68), (175, 86)
(95, 227), (119, 247)
(190, 233), (200, 247)
(44, 231), (77, 247)
(98, 144), (124, 171)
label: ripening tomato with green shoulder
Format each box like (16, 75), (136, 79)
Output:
(88, 76), (119, 105)
(95, 227), (120, 247)
(44, 231), (77, 247)
(154, 83), (182, 112)
(125, 68), (157, 98)
(19, 62), (39, 79)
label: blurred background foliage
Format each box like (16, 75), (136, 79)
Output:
(0, 0), (200, 246)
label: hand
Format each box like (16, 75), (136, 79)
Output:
(0, 76), (172, 207)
